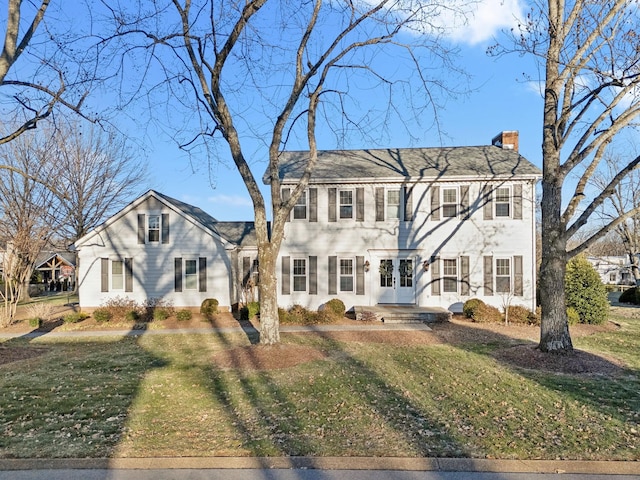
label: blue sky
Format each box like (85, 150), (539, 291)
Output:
(132, 0), (542, 221)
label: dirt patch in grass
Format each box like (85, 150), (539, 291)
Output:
(0, 344), (49, 366)
(212, 344), (328, 370)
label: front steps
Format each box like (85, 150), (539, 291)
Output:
(353, 305), (452, 324)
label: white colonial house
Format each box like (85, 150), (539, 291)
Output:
(73, 131), (541, 314)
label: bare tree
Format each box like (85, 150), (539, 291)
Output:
(103, 0), (468, 344)
(51, 119), (148, 243)
(503, 0), (640, 353)
(0, 133), (63, 326)
(593, 153), (640, 286)
(0, 1), (97, 148)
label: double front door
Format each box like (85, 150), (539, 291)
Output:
(376, 255), (415, 304)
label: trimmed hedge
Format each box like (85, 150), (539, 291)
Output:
(565, 255), (609, 325)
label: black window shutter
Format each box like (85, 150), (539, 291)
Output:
(199, 257), (207, 292)
(356, 187), (364, 222)
(460, 255), (470, 296)
(161, 213), (169, 244)
(375, 188), (384, 221)
(483, 186), (493, 220)
(460, 185), (469, 217)
(125, 258), (133, 292)
(281, 256), (291, 295)
(356, 256), (365, 295)
(137, 214), (145, 244)
(514, 255), (523, 296)
(431, 256), (440, 296)
(483, 256), (493, 296)
(328, 256), (337, 295)
(101, 258), (109, 292)
(309, 256), (317, 295)
(431, 186), (440, 221)
(513, 184), (523, 220)
(174, 257), (183, 292)
(309, 188), (318, 222)
(403, 186), (413, 221)
(328, 188), (337, 222)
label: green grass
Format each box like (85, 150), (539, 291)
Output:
(0, 318), (638, 460)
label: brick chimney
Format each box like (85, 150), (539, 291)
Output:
(491, 131), (519, 152)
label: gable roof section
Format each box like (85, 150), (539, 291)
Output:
(74, 190), (256, 249)
(35, 251), (76, 269)
(267, 146), (541, 183)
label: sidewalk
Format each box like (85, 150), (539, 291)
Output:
(1, 456), (639, 475)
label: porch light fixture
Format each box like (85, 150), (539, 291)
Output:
(422, 260), (430, 271)
(364, 260), (370, 272)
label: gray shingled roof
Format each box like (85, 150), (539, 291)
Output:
(154, 191), (256, 247)
(269, 146), (541, 183)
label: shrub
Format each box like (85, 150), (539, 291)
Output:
(63, 312), (89, 324)
(463, 298), (485, 319)
(619, 287), (638, 304)
(471, 303), (503, 323)
(505, 305), (535, 325)
(240, 301), (260, 321)
(279, 304), (324, 325)
(176, 309), (192, 321)
(565, 255), (609, 325)
(93, 308), (112, 323)
(102, 296), (140, 321)
(25, 302), (56, 323)
(28, 317), (42, 328)
(143, 298), (174, 321)
(566, 307), (580, 325)
(153, 308), (170, 321)
(324, 299), (346, 318)
(200, 298), (219, 317)
(125, 310), (139, 321)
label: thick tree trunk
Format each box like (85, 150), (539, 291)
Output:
(257, 243), (280, 345)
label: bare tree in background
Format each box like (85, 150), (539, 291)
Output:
(0, 133), (62, 326)
(503, 0), (640, 353)
(103, 0), (469, 344)
(52, 120), (148, 243)
(593, 153), (640, 286)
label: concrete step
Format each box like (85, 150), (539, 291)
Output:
(354, 306), (452, 324)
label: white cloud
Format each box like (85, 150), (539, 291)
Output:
(445, 0), (527, 45)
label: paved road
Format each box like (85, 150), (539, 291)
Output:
(1, 469), (639, 480)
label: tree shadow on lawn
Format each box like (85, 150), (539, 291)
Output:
(0, 323), (167, 459)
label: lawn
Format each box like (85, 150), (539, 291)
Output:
(0, 311), (638, 460)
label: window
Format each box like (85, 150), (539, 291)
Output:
(496, 258), (511, 293)
(399, 259), (413, 287)
(386, 190), (400, 220)
(609, 272), (617, 282)
(442, 188), (458, 217)
(185, 259), (198, 290)
(340, 259), (354, 292)
(380, 259), (393, 287)
(443, 259), (458, 293)
(148, 215), (160, 242)
(293, 259), (307, 291)
(251, 259), (260, 286)
(495, 187), (511, 217)
(293, 191), (307, 220)
(112, 260), (123, 290)
(339, 190), (353, 219)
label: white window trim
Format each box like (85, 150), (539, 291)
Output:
(495, 186), (511, 218)
(386, 188), (401, 221)
(495, 258), (512, 294)
(111, 260), (124, 291)
(339, 189), (354, 219)
(184, 259), (198, 291)
(339, 257), (355, 292)
(148, 214), (161, 243)
(293, 190), (307, 220)
(293, 257), (307, 292)
(442, 187), (459, 218)
(442, 258), (458, 293)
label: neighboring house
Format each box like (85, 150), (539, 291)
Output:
(73, 131), (541, 313)
(588, 255), (635, 285)
(34, 251), (76, 284)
